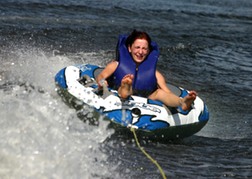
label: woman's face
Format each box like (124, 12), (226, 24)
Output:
(128, 39), (150, 64)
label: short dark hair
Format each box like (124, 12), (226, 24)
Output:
(126, 30), (152, 50)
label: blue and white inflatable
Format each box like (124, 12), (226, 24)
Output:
(55, 64), (209, 140)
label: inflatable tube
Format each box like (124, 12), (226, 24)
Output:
(55, 64), (209, 140)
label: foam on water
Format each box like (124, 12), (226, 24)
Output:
(0, 46), (120, 178)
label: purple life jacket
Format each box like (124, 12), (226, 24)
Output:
(112, 34), (159, 97)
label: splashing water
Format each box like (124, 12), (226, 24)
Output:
(0, 46), (121, 178)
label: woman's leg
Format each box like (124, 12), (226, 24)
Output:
(118, 74), (134, 99)
(149, 89), (196, 111)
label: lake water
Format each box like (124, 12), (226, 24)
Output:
(0, 0), (251, 178)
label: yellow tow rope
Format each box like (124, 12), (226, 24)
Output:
(130, 127), (167, 179)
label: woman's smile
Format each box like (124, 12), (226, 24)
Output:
(128, 39), (149, 64)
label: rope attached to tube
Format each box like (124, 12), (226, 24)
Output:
(130, 127), (167, 179)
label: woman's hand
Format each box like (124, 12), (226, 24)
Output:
(98, 78), (108, 89)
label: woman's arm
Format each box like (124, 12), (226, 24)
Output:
(96, 61), (118, 87)
(155, 70), (172, 93)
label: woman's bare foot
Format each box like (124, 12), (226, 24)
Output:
(181, 91), (197, 111)
(118, 74), (134, 99)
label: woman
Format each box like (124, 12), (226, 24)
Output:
(96, 30), (196, 111)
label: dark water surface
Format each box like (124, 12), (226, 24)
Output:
(0, 0), (251, 178)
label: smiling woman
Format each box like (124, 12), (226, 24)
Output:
(96, 30), (197, 110)
(128, 38), (149, 63)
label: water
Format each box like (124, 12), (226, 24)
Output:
(0, 0), (251, 178)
